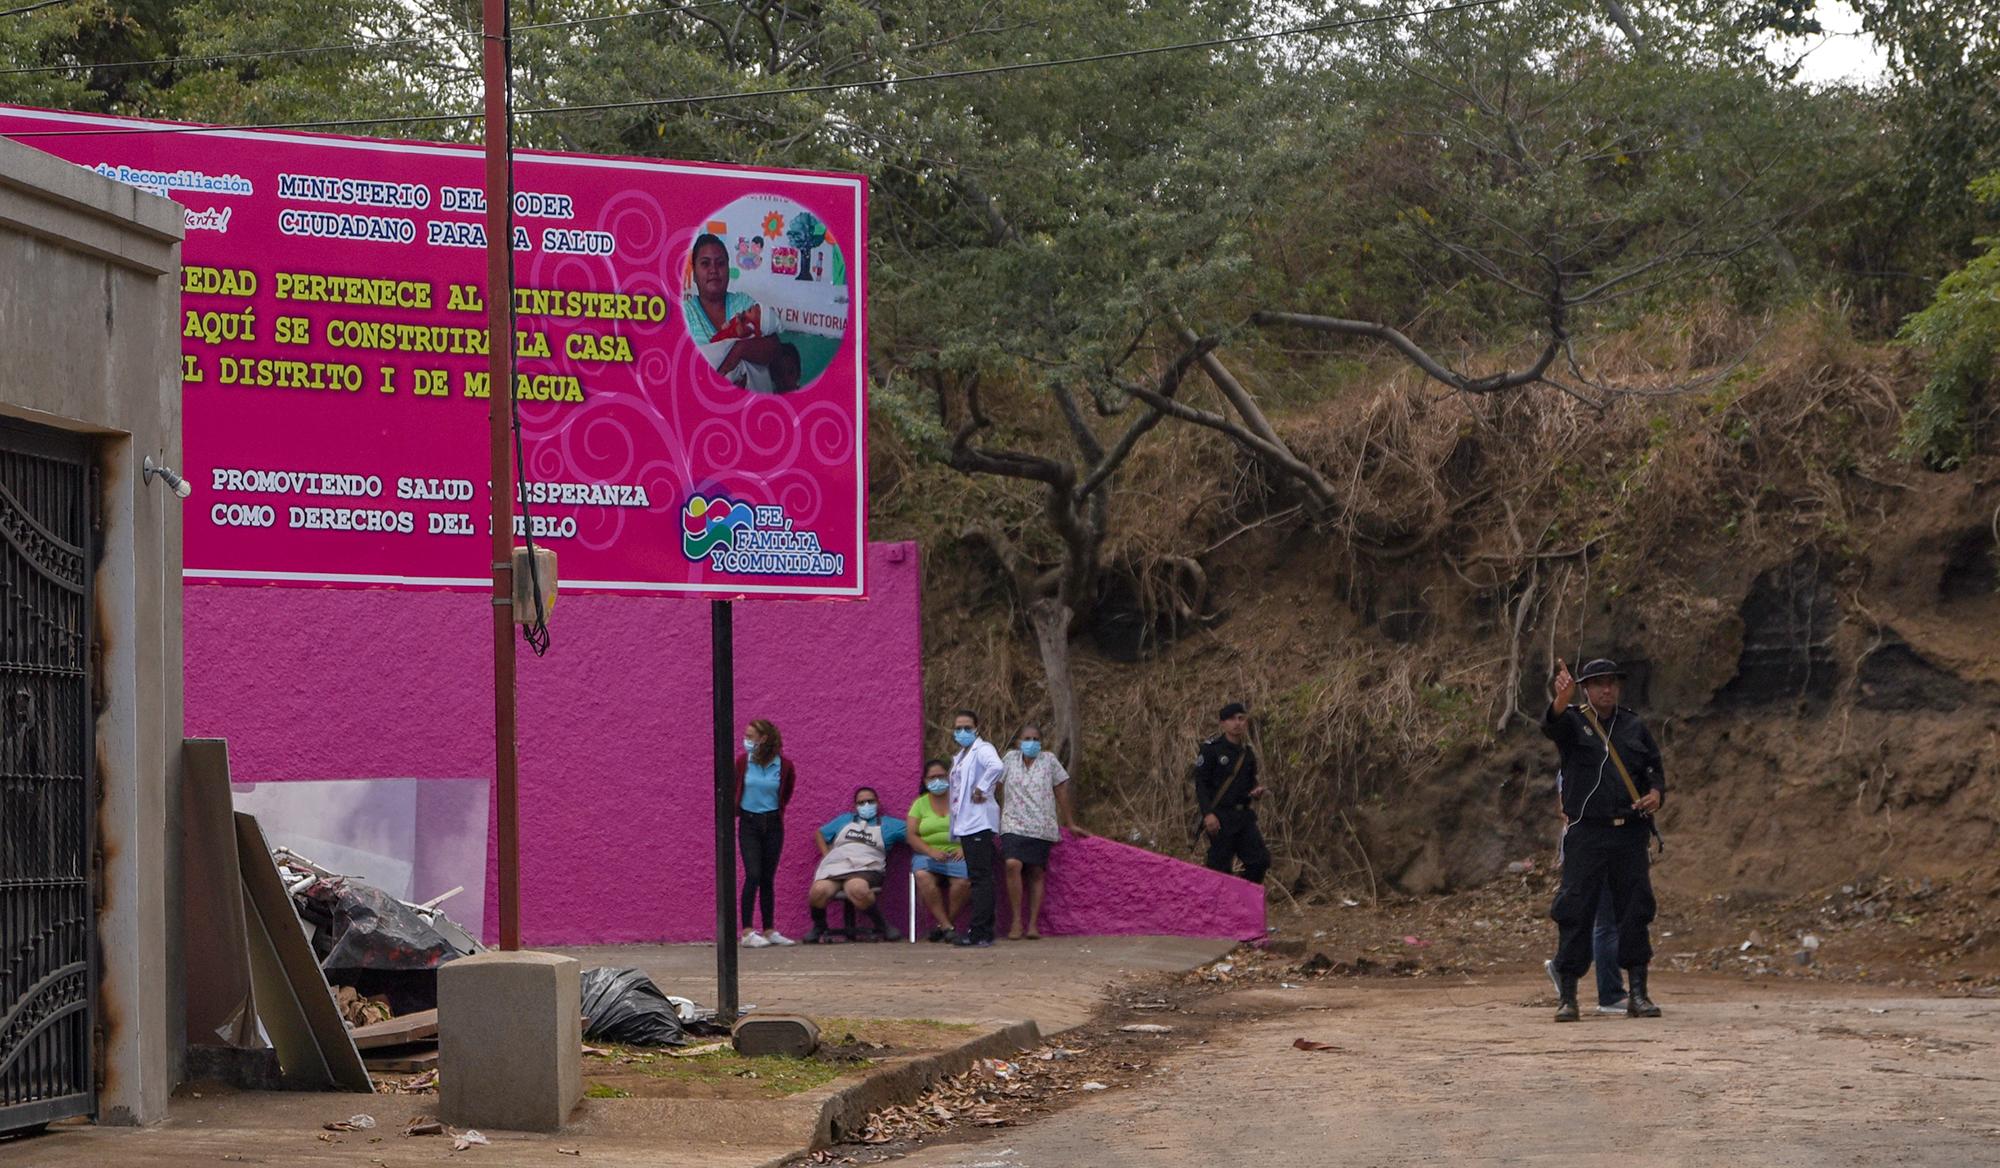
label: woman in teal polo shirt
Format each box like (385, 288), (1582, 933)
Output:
(735, 718), (798, 947)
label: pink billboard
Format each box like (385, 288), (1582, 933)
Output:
(0, 105), (868, 598)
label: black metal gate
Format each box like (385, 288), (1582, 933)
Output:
(0, 419), (96, 1131)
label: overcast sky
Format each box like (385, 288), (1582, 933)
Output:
(1773, 1), (1890, 87)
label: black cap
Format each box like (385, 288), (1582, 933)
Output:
(1575, 659), (1626, 683)
(1218, 702), (1247, 721)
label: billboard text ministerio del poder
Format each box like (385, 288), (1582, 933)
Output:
(1, 106), (868, 598)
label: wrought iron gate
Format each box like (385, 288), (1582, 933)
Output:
(0, 419), (96, 1131)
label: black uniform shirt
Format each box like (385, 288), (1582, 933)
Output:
(1194, 735), (1258, 816)
(1541, 703), (1665, 823)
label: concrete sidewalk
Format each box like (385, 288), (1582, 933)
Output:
(555, 934), (1232, 1033)
(9, 935), (1232, 1168)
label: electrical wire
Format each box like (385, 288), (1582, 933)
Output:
(0, 0), (73, 18)
(2, 0), (1512, 138)
(0, 2), (775, 78)
(494, 14), (551, 657)
(513, 1), (741, 34)
(0, 33), (439, 77)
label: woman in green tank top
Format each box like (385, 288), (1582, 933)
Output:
(907, 759), (970, 941)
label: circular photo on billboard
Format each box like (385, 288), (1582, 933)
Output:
(681, 194), (851, 395)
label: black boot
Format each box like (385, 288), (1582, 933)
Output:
(1555, 973), (1580, 1023)
(1626, 966), (1662, 1018)
(866, 905), (901, 942)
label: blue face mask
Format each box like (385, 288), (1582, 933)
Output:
(743, 737), (758, 755)
(926, 778), (950, 794)
(855, 802), (878, 820)
(953, 728), (976, 747)
(1020, 740), (1041, 759)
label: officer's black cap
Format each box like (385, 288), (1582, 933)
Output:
(1576, 659), (1627, 683)
(1218, 702), (1247, 721)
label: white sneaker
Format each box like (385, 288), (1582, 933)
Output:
(1596, 998), (1628, 1015)
(763, 929), (796, 946)
(741, 929), (771, 948)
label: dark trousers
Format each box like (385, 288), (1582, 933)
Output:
(956, 829), (997, 941)
(1551, 820), (1655, 978)
(1204, 807), (1270, 884)
(1591, 885), (1626, 1005)
(738, 810), (784, 930)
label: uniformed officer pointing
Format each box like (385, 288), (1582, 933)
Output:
(1195, 702), (1269, 884)
(1544, 658), (1665, 1022)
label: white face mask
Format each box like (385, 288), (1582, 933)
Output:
(743, 737), (758, 754)
(855, 802), (878, 820)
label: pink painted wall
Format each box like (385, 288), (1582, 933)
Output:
(1034, 834), (1266, 942)
(185, 539), (1265, 944)
(187, 542), (927, 946)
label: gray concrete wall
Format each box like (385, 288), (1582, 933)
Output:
(0, 135), (185, 1125)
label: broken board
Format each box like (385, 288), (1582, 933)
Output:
(182, 738), (257, 1047)
(360, 1044), (440, 1074)
(236, 811), (374, 1092)
(350, 1008), (439, 1050)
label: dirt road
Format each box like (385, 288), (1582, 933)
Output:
(884, 975), (2000, 1167)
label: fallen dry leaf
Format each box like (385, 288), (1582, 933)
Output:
(1293, 1038), (1342, 1052)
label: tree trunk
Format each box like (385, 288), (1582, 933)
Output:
(1028, 596), (1080, 776)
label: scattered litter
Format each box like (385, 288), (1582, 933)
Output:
(1801, 934), (1822, 950)
(1293, 1038), (1341, 1053)
(975, 1058), (1021, 1079)
(1402, 936), (1432, 948)
(666, 1041), (731, 1058)
(1298, 953), (1334, 975)
(580, 967), (710, 1046)
(1504, 859), (1535, 874)
(451, 1129), (489, 1151)
(1080, 1081), (1108, 1091)
(323, 1115), (375, 1132)
(1280, 982), (1302, 989)
(557, 1149), (581, 1157)
(1119, 1024), (1174, 1034)
(405, 1117), (445, 1137)
(1340, 898), (1360, 908)
(582, 1045), (612, 1058)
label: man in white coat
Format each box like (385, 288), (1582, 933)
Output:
(947, 709), (1004, 947)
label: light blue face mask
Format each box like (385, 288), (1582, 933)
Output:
(743, 737), (758, 755)
(953, 728), (976, 747)
(926, 778), (950, 794)
(1020, 740), (1041, 760)
(856, 802), (878, 820)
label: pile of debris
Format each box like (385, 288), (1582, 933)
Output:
(848, 1046), (1112, 1147)
(271, 847), (483, 1081)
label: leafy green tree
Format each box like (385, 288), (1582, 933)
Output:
(1898, 172), (2000, 469)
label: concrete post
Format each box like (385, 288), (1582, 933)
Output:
(436, 951), (583, 1132)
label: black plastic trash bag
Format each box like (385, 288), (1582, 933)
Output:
(294, 880), (469, 976)
(579, 967), (689, 1046)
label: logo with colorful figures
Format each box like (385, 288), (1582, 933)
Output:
(681, 495), (846, 577)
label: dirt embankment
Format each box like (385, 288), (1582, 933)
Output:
(879, 307), (2000, 973)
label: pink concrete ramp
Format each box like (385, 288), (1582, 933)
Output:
(1030, 833), (1267, 941)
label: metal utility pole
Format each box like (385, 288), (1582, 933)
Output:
(712, 600), (738, 1018)
(482, 0), (521, 952)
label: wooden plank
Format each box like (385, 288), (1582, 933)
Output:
(361, 1045), (440, 1074)
(239, 881), (334, 1090)
(235, 811), (375, 1093)
(182, 739), (256, 1047)
(350, 1009), (439, 1050)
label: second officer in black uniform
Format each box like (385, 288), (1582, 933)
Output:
(1194, 702), (1269, 884)
(1544, 658), (1666, 1022)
